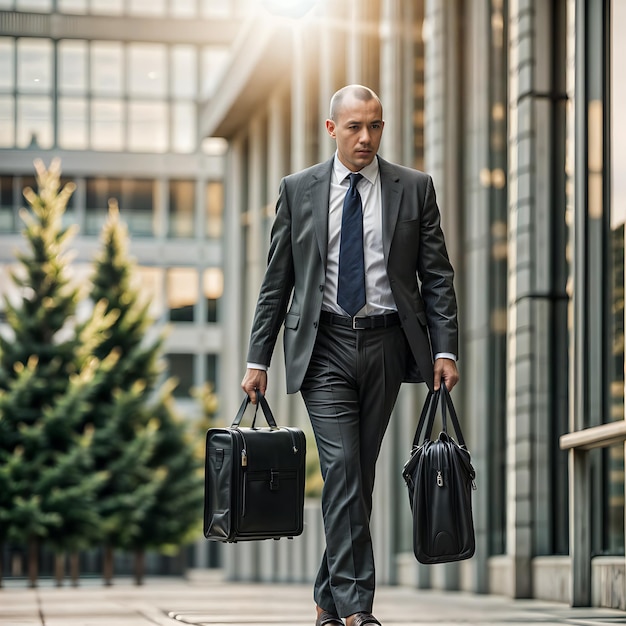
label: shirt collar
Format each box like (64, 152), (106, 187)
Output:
(332, 152), (379, 186)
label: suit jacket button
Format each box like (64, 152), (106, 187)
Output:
(313, 321), (318, 328)
(319, 284), (324, 291)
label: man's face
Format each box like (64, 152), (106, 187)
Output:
(326, 94), (384, 172)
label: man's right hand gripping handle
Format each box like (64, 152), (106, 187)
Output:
(241, 368), (268, 404)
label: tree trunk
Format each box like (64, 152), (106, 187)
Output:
(103, 545), (114, 586)
(28, 538), (38, 588)
(54, 552), (65, 587)
(134, 549), (145, 586)
(70, 551), (80, 587)
(11, 551), (22, 577)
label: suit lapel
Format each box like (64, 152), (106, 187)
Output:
(311, 158), (334, 269)
(378, 157), (402, 266)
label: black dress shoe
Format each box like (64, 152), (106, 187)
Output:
(350, 613), (381, 626)
(316, 609), (343, 626)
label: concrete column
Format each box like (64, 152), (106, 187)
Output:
(507, 0), (563, 599)
(154, 178), (167, 239)
(220, 138), (245, 457)
(220, 137), (246, 581)
(347, 0), (362, 84)
(379, 0), (402, 164)
(318, 2), (341, 160)
(424, 0), (463, 592)
(195, 178), (205, 241)
(245, 116), (266, 323)
(291, 22), (309, 173)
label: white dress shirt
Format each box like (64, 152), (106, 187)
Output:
(323, 155), (395, 315)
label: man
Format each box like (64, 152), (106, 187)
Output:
(242, 85), (459, 626)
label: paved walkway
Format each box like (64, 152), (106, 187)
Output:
(0, 574), (623, 626)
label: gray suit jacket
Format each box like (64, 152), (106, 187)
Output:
(247, 155), (458, 393)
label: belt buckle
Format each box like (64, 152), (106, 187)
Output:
(352, 316), (359, 330)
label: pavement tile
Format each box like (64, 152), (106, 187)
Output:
(0, 577), (623, 626)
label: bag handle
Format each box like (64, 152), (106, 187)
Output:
(411, 385), (468, 448)
(411, 389), (438, 447)
(440, 384), (468, 448)
(231, 390), (278, 429)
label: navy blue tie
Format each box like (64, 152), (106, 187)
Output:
(338, 173), (365, 316)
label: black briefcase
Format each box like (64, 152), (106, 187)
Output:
(402, 385), (476, 564)
(204, 391), (306, 542)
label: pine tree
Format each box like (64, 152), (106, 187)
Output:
(86, 204), (169, 584)
(133, 381), (204, 584)
(87, 205), (204, 584)
(0, 159), (117, 586)
(90, 383), (163, 585)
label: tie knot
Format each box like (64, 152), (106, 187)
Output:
(348, 173), (363, 189)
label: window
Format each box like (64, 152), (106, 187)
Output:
(59, 98), (88, 149)
(202, 0), (232, 17)
(17, 39), (52, 93)
(91, 99), (124, 151)
(129, 0), (166, 16)
(0, 176), (14, 232)
(170, 0), (196, 18)
(91, 42), (124, 96)
(128, 102), (168, 153)
(171, 45), (197, 153)
(206, 181), (223, 238)
(172, 102), (196, 154)
(128, 44), (167, 98)
(169, 179), (195, 238)
(167, 353), (195, 398)
(203, 268), (222, 323)
(0, 176), (12, 207)
(86, 178), (154, 236)
(58, 0), (88, 13)
(0, 38), (14, 91)
(91, 0), (123, 14)
(0, 97), (14, 148)
(86, 177), (119, 234)
(0, 39), (13, 145)
(121, 179), (154, 236)
(17, 96), (52, 148)
(201, 47), (230, 99)
(171, 46), (197, 99)
(59, 40), (88, 95)
(167, 268), (197, 322)
(16, 0), (51, 11)
(15, 39), (53, 148)
(206, 353), (218, 391)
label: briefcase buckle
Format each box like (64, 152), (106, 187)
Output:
(270, 469), (279, 491)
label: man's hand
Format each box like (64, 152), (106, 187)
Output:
(241, 368), (268, 403)
(434, 357), (459, 391)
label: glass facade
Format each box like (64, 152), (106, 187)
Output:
(0, 37), (229, 153)
(3, 0), (250, 16)
(0, 175), (223, 238)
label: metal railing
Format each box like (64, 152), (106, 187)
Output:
(559, 420), (626, 606)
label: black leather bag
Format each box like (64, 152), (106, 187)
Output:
(204, 391), (306, 542)
(402, 385), (476, 564)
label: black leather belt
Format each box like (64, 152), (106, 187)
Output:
(319, 311), (401, 330)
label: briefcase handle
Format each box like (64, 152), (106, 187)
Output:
(411, 385), (468, 449)
(231, 390), (278, 429)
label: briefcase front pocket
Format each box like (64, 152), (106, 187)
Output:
(239, 469), (301, 535)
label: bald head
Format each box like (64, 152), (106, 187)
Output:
(329, 85), (383, 121)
